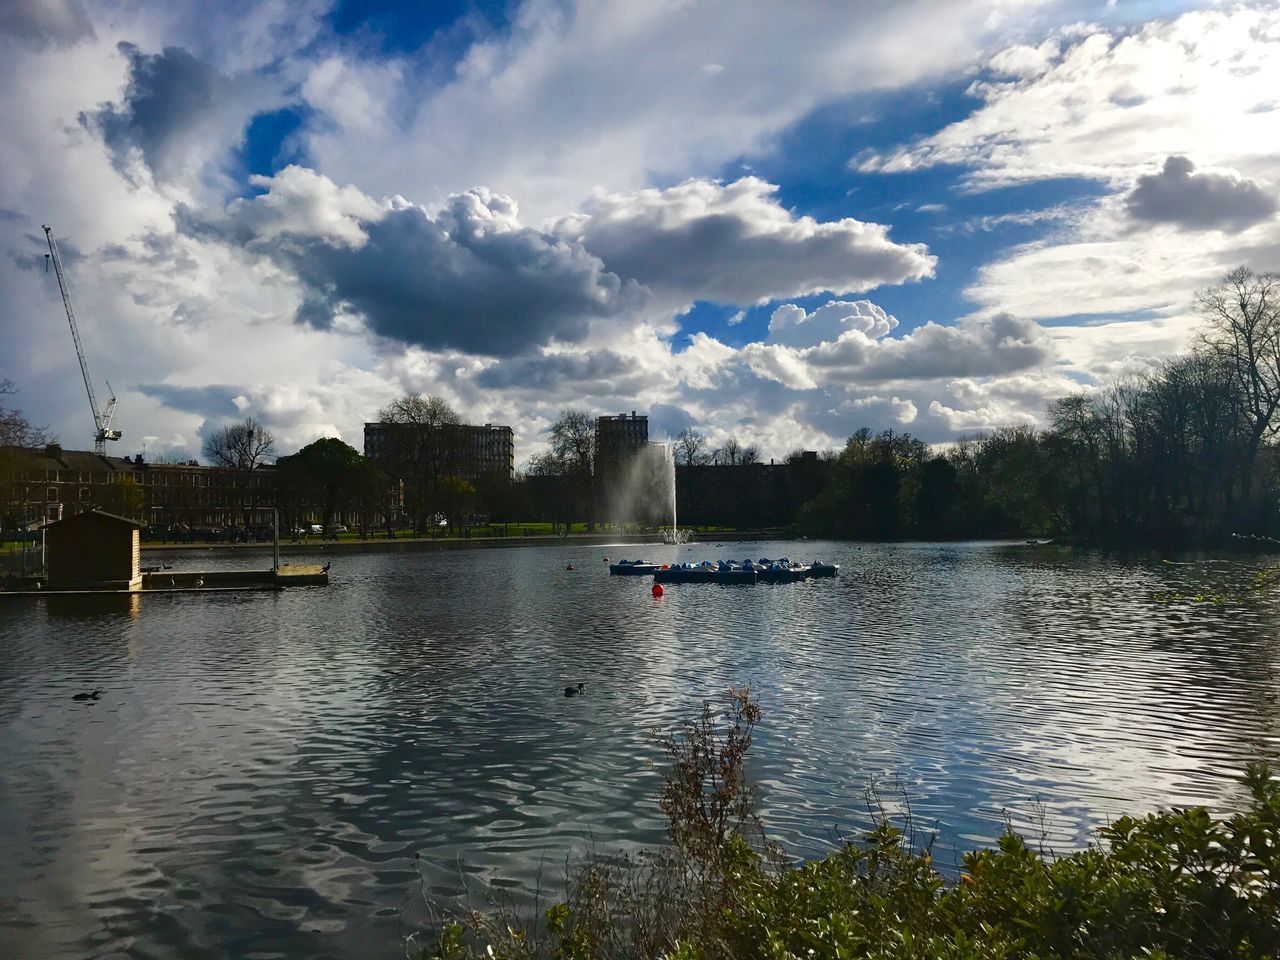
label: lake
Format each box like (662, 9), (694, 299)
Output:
(1, 540), (1278, 958)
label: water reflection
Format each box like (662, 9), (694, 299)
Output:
(1, 541), (1278, 958)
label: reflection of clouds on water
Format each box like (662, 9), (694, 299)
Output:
(1, 542), (1279, 956)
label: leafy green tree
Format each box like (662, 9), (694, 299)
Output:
(914, 457), (958, 538)
(276, 438), (373, 532)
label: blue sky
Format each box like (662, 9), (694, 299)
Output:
(2, 0), (1278, 463)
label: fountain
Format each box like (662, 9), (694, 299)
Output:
(603, 441), (692, 542)
(663, 442), (691, 544)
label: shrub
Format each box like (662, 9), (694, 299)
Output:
(414, 691), (1280, 960)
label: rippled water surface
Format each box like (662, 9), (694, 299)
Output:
(2, 540), (1279, 958)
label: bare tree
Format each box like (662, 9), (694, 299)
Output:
(203, 417), (276, 470)
(0, 379), (50, 448)
(740, 444), (761, 466)
(1197, 266), (1280, 509)
(1, 379), (52, 536)
(549, 408), (595, 474)
(529, 410), (596, 534)
(717, 436), (742, 466)
(376, 393), (462, 533)
(674, 427), (708, 466)
(203, 417), (275, 528)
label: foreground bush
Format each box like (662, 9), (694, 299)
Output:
(416, 691), (1280, 960)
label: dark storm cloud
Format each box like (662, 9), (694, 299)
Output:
(0, 0), (93, 47)
(294, 206), (636, 357)
(195, 175), (643, 357)
(83, 43), (229, 181)
(1125, 156), (1278, 232)
(138, 383), (243, 418)
(474, 350), (647, 396)
(646, 402), (699, 441)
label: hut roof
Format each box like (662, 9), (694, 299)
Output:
(47, 508), (144, 529)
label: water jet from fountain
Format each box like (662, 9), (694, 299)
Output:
(602, 442), (691, 543)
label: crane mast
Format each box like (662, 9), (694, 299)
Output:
(43, 225), (121, 456)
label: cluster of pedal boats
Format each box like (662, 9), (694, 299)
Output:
(610, 557), (838, 584)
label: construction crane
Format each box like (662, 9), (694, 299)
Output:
(42, 225), (121, 456)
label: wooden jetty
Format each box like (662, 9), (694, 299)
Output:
(2, 564), (328, 597)
(1, 509), (328, 597)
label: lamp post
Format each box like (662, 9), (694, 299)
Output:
(244, 425), (254, 536)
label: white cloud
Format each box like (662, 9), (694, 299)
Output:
(857, 9), (1280, 190)
(218, 165), (386, 248)
(299, 0), (1055, 220)
(556, 177), (936, 308)
(986, 38), (1058, 78)
(803, 311), (1055, 383)
(0, 0), (1234, 466)
(767, 300), (898, 348)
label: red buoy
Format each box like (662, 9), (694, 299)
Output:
(652, 583), (664, 598)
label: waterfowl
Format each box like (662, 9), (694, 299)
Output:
(71, 688), (102, 702)
(566, 564), (575, 571)
(564, 682), (585, 697)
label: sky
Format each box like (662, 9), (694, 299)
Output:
(1, 0), (1279, 466)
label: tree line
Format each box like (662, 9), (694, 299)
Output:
(5, 267), (1278, 544)
(797, 267), (1280, 545)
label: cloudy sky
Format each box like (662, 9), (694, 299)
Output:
(2, 0), (1278, 464)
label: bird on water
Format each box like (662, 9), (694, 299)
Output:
(564, 682), (585, 697)
(72, 689), (102, 702)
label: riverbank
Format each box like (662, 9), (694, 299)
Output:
(139, 529), (795, 555)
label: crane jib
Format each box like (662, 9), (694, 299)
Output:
(43, 225), (121, 455)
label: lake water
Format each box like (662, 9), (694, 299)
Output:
(1, 540), (1278, 959)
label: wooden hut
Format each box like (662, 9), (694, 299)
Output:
(46, 509), (144, 591)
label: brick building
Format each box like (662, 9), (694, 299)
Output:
(0, 443), (277, 535)
(594, 412), (648, 489)
(363, 421), (515, 485)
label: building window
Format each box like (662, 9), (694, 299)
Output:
(47, 487), (58, 501)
